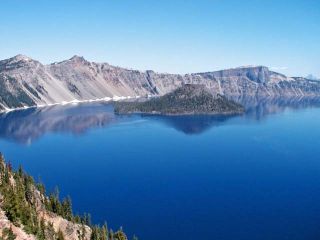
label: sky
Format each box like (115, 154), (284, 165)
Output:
(0, 0), (319, 77)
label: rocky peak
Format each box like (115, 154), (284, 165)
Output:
(69, 55), (87, 63)
(50, 55), (89, 68)
(0, 54), (39, 71)
(54, 55), (90, 68)
(12, 54), (32, 61)
(9, 54), (38, 65)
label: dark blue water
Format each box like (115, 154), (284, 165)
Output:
(1, 98), (320, 240)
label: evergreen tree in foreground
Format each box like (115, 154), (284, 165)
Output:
(0, 153), (133, 240)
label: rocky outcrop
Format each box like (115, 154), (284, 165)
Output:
(0, 55), (320, 111)
(38, 210), (91, 240)
(0, 206), (91, 240)
(0, 154), (132, 240)
(0, 156), (92, 240)
(0, 207), (36, 240)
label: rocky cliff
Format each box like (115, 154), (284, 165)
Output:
(1, 55), (319, 111)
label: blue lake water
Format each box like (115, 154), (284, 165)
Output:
(1, 98), (320, 240)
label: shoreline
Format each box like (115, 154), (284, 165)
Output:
(0, 95), (142, 114)
(115, 110), (245, 116)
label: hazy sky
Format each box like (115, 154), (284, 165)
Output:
(0, 0), (319, 77)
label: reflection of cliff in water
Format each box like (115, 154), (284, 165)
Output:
(234, 96), (320, 120)
(1, 97), (320, 143)
(145, 96), (320, 135)
(0, 103), (116, 144)
(144, 114), (239, 135)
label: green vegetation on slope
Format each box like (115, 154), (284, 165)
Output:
(115, 84), (244, 115)
(0, 154), (134, 240)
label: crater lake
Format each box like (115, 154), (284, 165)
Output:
(1, 98), (320, 240)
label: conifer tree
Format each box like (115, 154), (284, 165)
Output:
(3, 227), (16, 240)
(62, 196), (73, 220)
(0, 154), (131, 240)
(36, 218), (46, 240)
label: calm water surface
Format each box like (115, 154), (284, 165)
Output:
(1, 98), (320, 240)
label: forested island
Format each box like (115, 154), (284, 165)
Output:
(0, 154), (136, 240)
(114, 84), (244, 115)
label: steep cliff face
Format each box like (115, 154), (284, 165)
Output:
(0, 55), (319, 111)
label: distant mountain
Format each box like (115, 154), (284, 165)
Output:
(1, 55), (320, 111)
(306, 74), (319, 81)
(115, 84), (244, 115)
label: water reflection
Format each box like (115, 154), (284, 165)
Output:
(143, 97), (320, 134)
(1, 97), (320, 144)
(0, 103), (117, 144)
(237, 96), (320, 120)
(144, 114), (238, 134)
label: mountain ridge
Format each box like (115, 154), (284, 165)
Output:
(0, 55), (320, 111)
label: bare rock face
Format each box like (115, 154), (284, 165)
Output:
(0, 207), (36, 240)
(0, 55), (320, 111)
(0, 192), (91, 240)
(39, 210), (91, 240)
